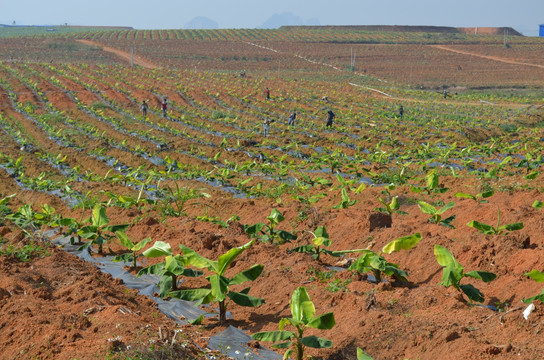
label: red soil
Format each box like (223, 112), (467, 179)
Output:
(76, 39), (158, 69)
(2, 179), (544, 359)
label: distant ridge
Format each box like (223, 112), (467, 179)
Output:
(0, 24), (133, 30)
(280, 25), (522, 36)
(69, 25), (133, 30)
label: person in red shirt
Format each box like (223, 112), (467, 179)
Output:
(265, 87), (270, 100)
(161, 98), (167, 117)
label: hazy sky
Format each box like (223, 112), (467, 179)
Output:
(2, 0), (543, 36)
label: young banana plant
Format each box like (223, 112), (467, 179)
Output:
(169, 240), (264, 324)
(252, 286), (335, 360)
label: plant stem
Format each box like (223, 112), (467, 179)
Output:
(219, 300), (227, 324)
(373, 269), (381, 283)
(296, 326), (304, 360)
(171, 274), (178, 290)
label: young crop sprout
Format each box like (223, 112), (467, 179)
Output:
(357, 348), (375, 360)
(532, 200), (544, 210)
(434, 245), (496, 303)
(157, 184), (210, 217)
(5, 156), (24, 177)
(522, 270), (544, 304)
(244, 208), (297, 244)
(252, 286), (335, 360)
(169, 240), (264, 324)
(466, 209), (523, 235)
(103, 178), (155, 210)
(112, 231), (152, 268)
(455, 190), (494, 203)
(411, 170), (449, 195)
(524, 171), (540, 180)
(349, 233), (422, 283)
(77, 204), (129, 254)
(137, 241), (203, 298)
(290, 226), (366, 261)
(6, 203), (49, 241)
(375, 195), (407, 216)
(332, 173), (363, 192)
(332, 188), (357, 209)
(417, 201), (456, 228)
(0, 194), (15, 224)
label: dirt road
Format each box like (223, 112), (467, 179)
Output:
(76, 39), (158, 69)
(431, 44), (544, 69)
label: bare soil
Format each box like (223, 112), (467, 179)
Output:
(2, 179), (544, 360)
(1, 29), (544, 360)
(75, 40), (158, 69)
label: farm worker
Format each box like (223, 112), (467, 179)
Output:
(443, 90), (448, 99)
(288, 110), (297, 126)
(161, 98), (167, 117)
(398, 105), (404, 119)
(321, 95), (329, 102)
(141, 100), (148, 117)
(263, 118), (274, 137)
(265, 87), (270, 100)
(326, 109), (335, 128)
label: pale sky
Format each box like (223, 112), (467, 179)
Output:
(2, 0), (543, 36)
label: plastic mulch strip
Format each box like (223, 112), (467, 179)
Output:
(54, 235), (281, 360)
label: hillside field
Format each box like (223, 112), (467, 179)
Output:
(1, 27), (544, 360)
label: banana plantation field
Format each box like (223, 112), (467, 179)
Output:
(1, 27), (544, 360)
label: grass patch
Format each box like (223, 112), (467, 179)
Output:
(0, 239), (51, 262)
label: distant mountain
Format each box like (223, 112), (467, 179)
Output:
(184, 16), (218, 29)
(260, 12), (319, 29)
(305, 18), (321, 26)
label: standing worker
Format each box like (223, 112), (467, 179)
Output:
(326, 109), (335, 128)
(288, 110), (297, 126)
(263, 118), (274, 137)
(265, 87), (270, 100)
(141, 100), (148, 118)
(161, 98), (168, 117)
(398, 105), (404, 120)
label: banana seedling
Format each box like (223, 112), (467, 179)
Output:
(532, 200), (544, 210)
(522, 270), (544, 304)
(466, 209), (523, 235)
(244, 208), (297, 244)
(434, 245), (496, 303)
(78, 204), (129, 254)
(349, 233), (422, 283)
(357, 348), (375, 360)
(137, 241), (203, 298)
(455, 190), (494, 203)
(252, 286), (335, 360)
(0, 194), (15, 225)
(290, 226), (366, 261)
(375, 195), (407, 215)
(6, 204), (44, 240)
(170, 240), (264, 324)
(417, 201), (456, 228)
(113, 231), (152, 268)
(332, 188), (357, 209)
(411, 170), (449, 195)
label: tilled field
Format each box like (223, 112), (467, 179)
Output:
(1, 29), (544, 360)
